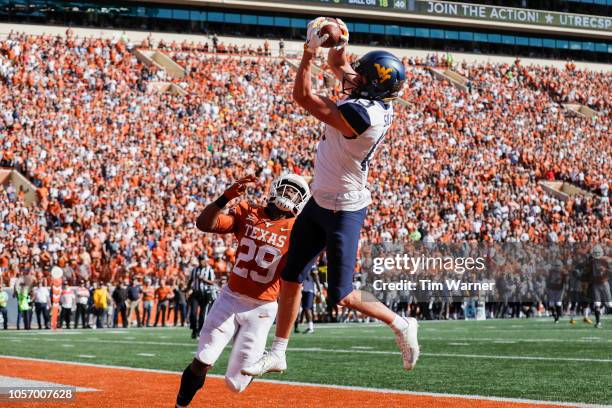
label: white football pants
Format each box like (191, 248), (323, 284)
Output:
(196, 285), (277, 393)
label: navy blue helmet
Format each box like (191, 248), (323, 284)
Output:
(345, 50), (406, 101)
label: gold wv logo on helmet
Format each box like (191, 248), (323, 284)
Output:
(374, 63), (393, 83)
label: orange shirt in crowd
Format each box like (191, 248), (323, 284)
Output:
(142, 286), (155, 301)
(155, 286), (173, 301)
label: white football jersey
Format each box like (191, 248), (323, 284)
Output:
(311, 97), (393, 211)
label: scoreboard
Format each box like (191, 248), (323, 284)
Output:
(269, 0), (612, 32)
(305, 0), (411, 10)
(308, 0), (411, 9)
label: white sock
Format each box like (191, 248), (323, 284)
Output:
(308, 321), (314, 331)
(271, 336), (288, 356)
(389, 314), (409, 334)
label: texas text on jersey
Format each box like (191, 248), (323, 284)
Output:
(211, 200), (294, 301)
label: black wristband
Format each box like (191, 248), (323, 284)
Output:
(214, 194), (230, 208)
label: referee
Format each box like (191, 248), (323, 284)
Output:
(188, 256), (216, 339)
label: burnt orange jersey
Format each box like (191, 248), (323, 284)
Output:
(212, 200), (295, 301)
(547, 268), (567, 291)
(584, 258), (610, 285)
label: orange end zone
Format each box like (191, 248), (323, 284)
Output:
(0, 357), (572, 408)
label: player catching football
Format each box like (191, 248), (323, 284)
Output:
(243, 17), (419, 377)
(175, 174), (310, 407)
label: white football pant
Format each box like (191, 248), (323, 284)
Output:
(196, 285), (277, 393)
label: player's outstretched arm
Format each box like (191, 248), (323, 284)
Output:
(294, 21), (355, 138)
(327, 19), (352, 82)
(195, 201), (230, 232)
(195, 175), (255, 232)
(327, 46), (355, 82)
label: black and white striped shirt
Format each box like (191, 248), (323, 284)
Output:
(189, 265), (215, 293)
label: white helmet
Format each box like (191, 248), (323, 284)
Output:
(591, 245), (604, 259)
(268, 173), (311, 216)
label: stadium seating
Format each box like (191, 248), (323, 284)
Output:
(0, 32), (609, 285)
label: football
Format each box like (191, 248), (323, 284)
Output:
(319, 18), (342, 48)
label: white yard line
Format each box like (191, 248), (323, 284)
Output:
(322, 335), (602, 343)
(420, 352), (612, 363)
(286, 347), (612, 363)
(0, 374), (98, 392)
(8, 329), (609, 344)
(424, 337), (612, 343)
(3, 336), (611, 363)
(10, 331), (85, 335)
(0, 355), (608, 408)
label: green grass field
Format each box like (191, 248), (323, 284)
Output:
(1, 318), (611, 405)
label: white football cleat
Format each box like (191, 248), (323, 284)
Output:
(395, 317), (420, 371)
(241, 352), (287, 376)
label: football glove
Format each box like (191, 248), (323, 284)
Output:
(223, 175), (256, 200)
(335, 18), (349, 49)
(306, 17), (328, 42)
(305, 17), (332, 54)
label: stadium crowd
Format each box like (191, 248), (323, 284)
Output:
(0, 31), (609, 314)
(0, 276), (207, 330)
(2, 244), (608, 330)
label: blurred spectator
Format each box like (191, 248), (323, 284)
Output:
(75, 281), (90, 328)
(154, 279), (173, 327)
(173, 282), (187, 327)
(295, 266), (321, 334)
(59, 283), (75, 329)
(112, 280), (129, 328)
(105, 284), (115, 328)
(87, 280), (96, 328)
(264, 40), (270, 57)
(14, 283), (32, 330)
(0, 281), (8, 329)
(92, 282), (108, 329)
(212, 34), (219, 52)
(142, 278), (155, 327)
(127, 278), (143, 327)
(33, 280), (51, 329)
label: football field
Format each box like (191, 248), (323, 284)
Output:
(0, 318), (610, 407)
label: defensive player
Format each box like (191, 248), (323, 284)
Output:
(567, 266), (587, 324)
(567, 251), (592, 325)
(243, 17), (419, 377)
(546, 259), (567, 324)
(582, 245), (611, 329)
(175, 174), (310, 407)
